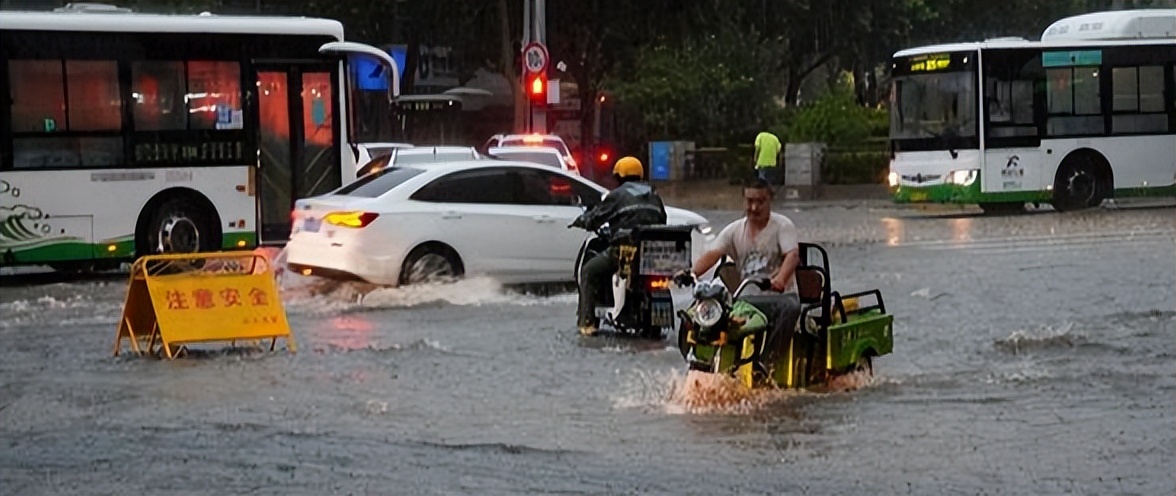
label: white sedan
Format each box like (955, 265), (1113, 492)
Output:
(285, 160), (713, 286)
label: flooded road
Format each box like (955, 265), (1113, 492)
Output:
(2, 201), (1174, 495)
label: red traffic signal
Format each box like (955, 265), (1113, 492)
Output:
(527, 74), (546, 105)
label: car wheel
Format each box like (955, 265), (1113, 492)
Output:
(400, 245), (463, 285)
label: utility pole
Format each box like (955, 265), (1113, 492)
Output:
(521, 0), (547, 133)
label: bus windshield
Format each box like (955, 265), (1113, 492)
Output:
(395, 96), (464, 145)
(890, 52), (978, 150)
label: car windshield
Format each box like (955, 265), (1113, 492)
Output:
(493, 151), (562, 169)
(335, 167), (426, 198)
(394, 152), (475, 165)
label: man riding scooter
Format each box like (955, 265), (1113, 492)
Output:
(678, 178), (801, 377)
(571, 156), (668, 336)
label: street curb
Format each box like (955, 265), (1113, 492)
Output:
(656, 181), (902, 211)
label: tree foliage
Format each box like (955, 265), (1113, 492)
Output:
(786, 74), (874, 146)
(609, 4), (781, 148)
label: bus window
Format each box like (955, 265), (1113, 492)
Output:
(1046, 66), (1104, 136)
(302, 72), (334, 147)
(187, 61), (242, 130)
(1111, 65), (1168, 134)
(1138, 66), (1165, 113)
(67, 61), (122, 131)
(982, 49), (1041, 146)
(132, 61), (187, 131)
(8, 59), (122, 168)
(9, 60), (66, 132)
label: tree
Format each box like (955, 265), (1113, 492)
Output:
(546, 0), (674, 152)
(609, 3), (781, 148)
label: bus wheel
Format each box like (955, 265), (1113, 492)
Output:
(1052, 154), (1108, 212)
(147, 197), (215, 255)
(978, 202), (1025, 215)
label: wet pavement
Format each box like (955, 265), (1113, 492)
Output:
(1, 201), (1174, 495)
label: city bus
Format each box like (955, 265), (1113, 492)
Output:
(0, 3), (399, 271)
(394, 93), (466, 145)
(888, 9), (1176, 213)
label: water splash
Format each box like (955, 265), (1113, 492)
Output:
(0, 294), (124, 329)
(614, 365), (887, 415)
(268, 246), (575, 315)
(994, 322), (1079, 355)
(820, 367), (877, 392)
(613, 368), (797, 415)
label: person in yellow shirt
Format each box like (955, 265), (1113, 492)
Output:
(753, 131), (782, 186)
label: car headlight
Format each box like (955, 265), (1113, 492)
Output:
(694, 223), (716, 242)
(887, 171), (899, 187)
(690, 298), (724, 327)
(948, 169), (977, 186)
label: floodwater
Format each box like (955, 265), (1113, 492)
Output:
(1, 201), (1174, 494)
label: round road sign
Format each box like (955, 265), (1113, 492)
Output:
(523, 42), (548, 74)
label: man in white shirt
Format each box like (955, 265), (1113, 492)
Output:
(687, 178), (801, 377)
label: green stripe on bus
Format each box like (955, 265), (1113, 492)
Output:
(7, 240), (94, 263)
(222, 231), (257, 250)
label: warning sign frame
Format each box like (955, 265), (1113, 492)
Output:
(113, 252), (295, 359)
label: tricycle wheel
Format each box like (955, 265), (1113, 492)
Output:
(853, 355), (874, 376)
(676, 320), (691, 359)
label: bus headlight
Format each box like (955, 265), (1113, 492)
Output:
(948, 169), (977, 186)
(887, 171), (899, 187)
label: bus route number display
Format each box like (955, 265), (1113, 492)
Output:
(910, 54), (952, 72)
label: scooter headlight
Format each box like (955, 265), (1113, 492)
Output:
(691, 298), (724, 328)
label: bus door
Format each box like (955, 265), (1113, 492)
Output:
(253, 62), (340, 244)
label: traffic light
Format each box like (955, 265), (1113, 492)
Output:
(527, 73), (546, 106)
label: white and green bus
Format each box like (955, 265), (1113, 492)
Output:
(888, 9), (1176, 213)
(0, 4), (399, 271)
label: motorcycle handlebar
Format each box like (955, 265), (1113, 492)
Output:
(732, 277), (773, 299)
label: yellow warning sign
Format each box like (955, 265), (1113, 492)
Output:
(113, 252), (295, 359)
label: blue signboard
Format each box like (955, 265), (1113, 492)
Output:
(389, 45), (407, 81)
(649, 141), (671, 181)
(352, 46), (409, 92)
(352, 55), (387, 91)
